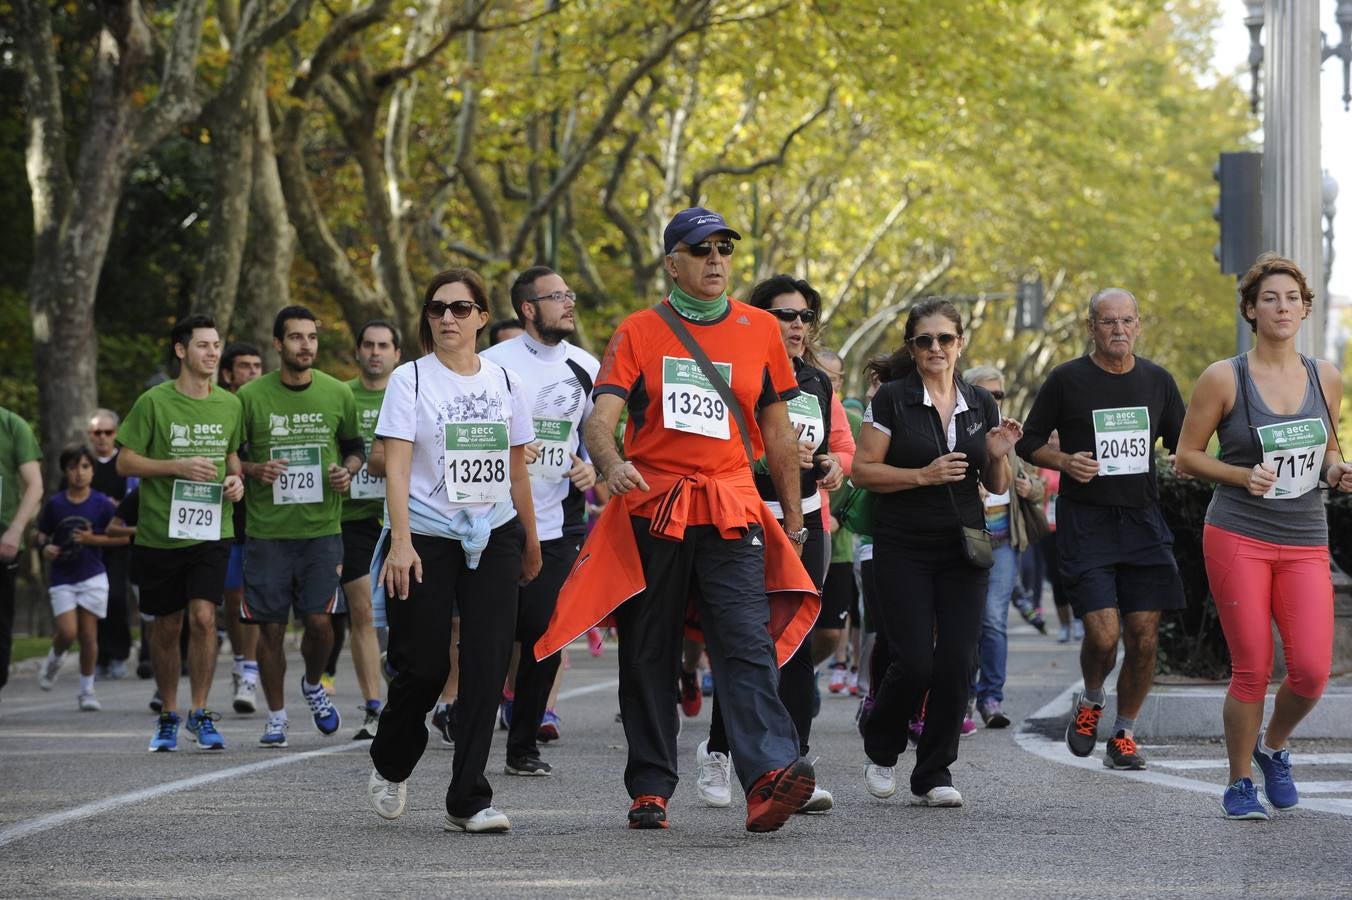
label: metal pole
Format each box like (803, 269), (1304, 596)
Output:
(1261, 0), (1325, 357)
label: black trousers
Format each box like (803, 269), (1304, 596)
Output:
(370, 518), (523, 818)
(0, 562), (15, 693)
(862, 535), (987, 795)
(506, 534), (581, 762)
(96, 547), (132, 664)
(708, 518), (826, 757)
(617, 517), (799, 798)
(860, 558), (889, 691)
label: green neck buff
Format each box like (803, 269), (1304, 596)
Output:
(668, 284), (729, 321)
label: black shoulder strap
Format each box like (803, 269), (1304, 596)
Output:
(654, 301), (754, 464)
(1306, 355), (1344, 462)
(413, 359), (420, 401)
(565, 357), (593, 399)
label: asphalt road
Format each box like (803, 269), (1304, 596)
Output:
(2, 620), (1351, 899)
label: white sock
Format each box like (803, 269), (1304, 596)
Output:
(302, 677), (322, 694)
(232, 655), (245, 676)
(269, 709), (288, 726)
(48, 648), (65, 665)
(242, 661), (259, 683)
(1080, 687), (1106, 707)
(79, 674), (95, 694)
(1259, 733), (1282, 756)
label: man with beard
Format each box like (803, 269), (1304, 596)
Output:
(237, 306), (364, 748)
(481, 267), (599, 775)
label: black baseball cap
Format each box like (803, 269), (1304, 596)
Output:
(663, 207), (742, 255)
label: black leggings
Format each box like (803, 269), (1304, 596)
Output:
(369, 519), (523, 818)
(708, 517), (826, 757)
(861, 535), (987, 795)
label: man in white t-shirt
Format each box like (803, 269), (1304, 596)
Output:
(480, 266), (599, 776)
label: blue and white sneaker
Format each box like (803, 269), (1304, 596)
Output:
(1252, 736), (1299, 809)
(149, 712), (181, 752)
(302, 678), (341, 735)
(185, 708), (226, 750)
(1222, 777), (1269, 820)
(260, 718), (289, 748)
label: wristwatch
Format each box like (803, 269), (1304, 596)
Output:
(784, 526), (810, 545)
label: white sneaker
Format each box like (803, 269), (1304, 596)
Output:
(78, 691), (101, 711)
(864, 763), (896, 799)
(910, 785), (963, 807)
(695, 739), (732, 808)
(799, 785), (834, 813)
(368, 768), (407, 820)
(444, 807), (510, 833)
(233, 676), (257, 714)
(38, 653), (65, 690)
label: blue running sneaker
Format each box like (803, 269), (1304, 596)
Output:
(1252, 737), (1299, 809)
(260, 718), (289, 748)
(302, 678), (341, 735)
(149, 712), (181, 752)
(498, 694), (513, 731)
(185, 708), (225, 750)
(1222, 777), (1269, 820)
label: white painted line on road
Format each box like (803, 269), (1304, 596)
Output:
(1297, 781), (1352, 794)
(0, 741), (363, 850)
(0, 676), (619, 850)
(0, 731), (147, 739)
(1151, 753), (1352, 771)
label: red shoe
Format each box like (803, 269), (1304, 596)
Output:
(679, 670), (702, 718)
(745, 758), (816, 833)
(627, 795), (668, 829)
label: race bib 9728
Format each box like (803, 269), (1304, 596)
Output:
(271, 445), (323, 505)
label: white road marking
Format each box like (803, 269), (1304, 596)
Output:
(1151, 753), (1352, 771)
(0, 677), (619, 849)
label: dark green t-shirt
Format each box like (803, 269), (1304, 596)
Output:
(0, 407), (42, 540)
(117, 381), (244, 549)
(342, 378), (387, 524)
(238, 370), (359, 540)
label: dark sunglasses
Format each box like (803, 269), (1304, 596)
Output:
(908, 332), (959, 351)
(989, 390), (1006, 401)
(768, 308), (818, 324)
(90, 429), (115, 436)
(425, 300), (482, 320)
(681, 239), (736, 258)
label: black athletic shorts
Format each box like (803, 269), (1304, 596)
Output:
(132, 541), (231, 616)
(1054, 496), (1185, 619)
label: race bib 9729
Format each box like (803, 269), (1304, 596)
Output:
(169, 479), (222, 541)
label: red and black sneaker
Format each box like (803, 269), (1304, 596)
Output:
(627, 794), (668, 830)
(745, 758), (816, 833)
(679, 670), (702, 718)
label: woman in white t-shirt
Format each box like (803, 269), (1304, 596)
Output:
(367, 267), (541, 834)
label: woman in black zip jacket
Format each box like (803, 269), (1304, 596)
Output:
(851, 297), (1022, 807)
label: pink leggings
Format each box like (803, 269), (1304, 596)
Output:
(1202, 524), (1333, 704)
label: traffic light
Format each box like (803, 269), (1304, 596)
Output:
(1015, 276), (1044, 332)
(1213, 152), (1263, 276)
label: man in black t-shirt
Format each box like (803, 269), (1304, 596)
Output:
(89, 409), (134, 678)
(1016, 288), (1186, 772)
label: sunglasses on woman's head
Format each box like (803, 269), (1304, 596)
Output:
(908, 332), (959, 351)
(425, 300), (481, 320)
(768, 308), (818, 324)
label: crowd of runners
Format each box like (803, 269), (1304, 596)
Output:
(1, 207), (1349, 831)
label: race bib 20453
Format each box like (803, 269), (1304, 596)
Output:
(1092, 407), (1151, 476)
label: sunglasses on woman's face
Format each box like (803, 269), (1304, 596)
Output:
(425, 300), (481, 320)
(907, 332), (959, 351)
(768, 308), (818, 324)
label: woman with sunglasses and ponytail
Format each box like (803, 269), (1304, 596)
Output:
(693, 274), (853, 814)
(851, 298), (1023, 807)
(1176, 253), (1351, 820)
(367, 268), (541, 834)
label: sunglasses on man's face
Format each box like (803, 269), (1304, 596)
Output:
(907, 332), (959, 351)
(681, 239), (736, 258)
(989, 390), (1005, 401)
(768, 308), (818, 324)
(425, 300), (481, 320)
(90, 429), (115, 437)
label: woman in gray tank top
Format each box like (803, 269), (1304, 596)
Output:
(1176, 253), (1352, 822)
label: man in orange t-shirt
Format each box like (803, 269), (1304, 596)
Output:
(579, 208), (817, 833)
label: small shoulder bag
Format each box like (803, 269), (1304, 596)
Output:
(928, 401), (993, 569)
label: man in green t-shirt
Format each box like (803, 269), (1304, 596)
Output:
(332, 319), (400, 740)
(118, 314), (245, 752)
(0, 406), (43, 701)
(237, 305), (364, 748)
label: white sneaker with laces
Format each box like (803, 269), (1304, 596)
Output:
(38, 653), (65, 691)
(865, 763), (896, 798)
(78, 691), (101, 711)
(444, 807), (510, 833)
(233, 675), (257, 714)
(910, 785), (963, 807)
(368, 768), (407, 820)
(695, 739), (732, 808)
